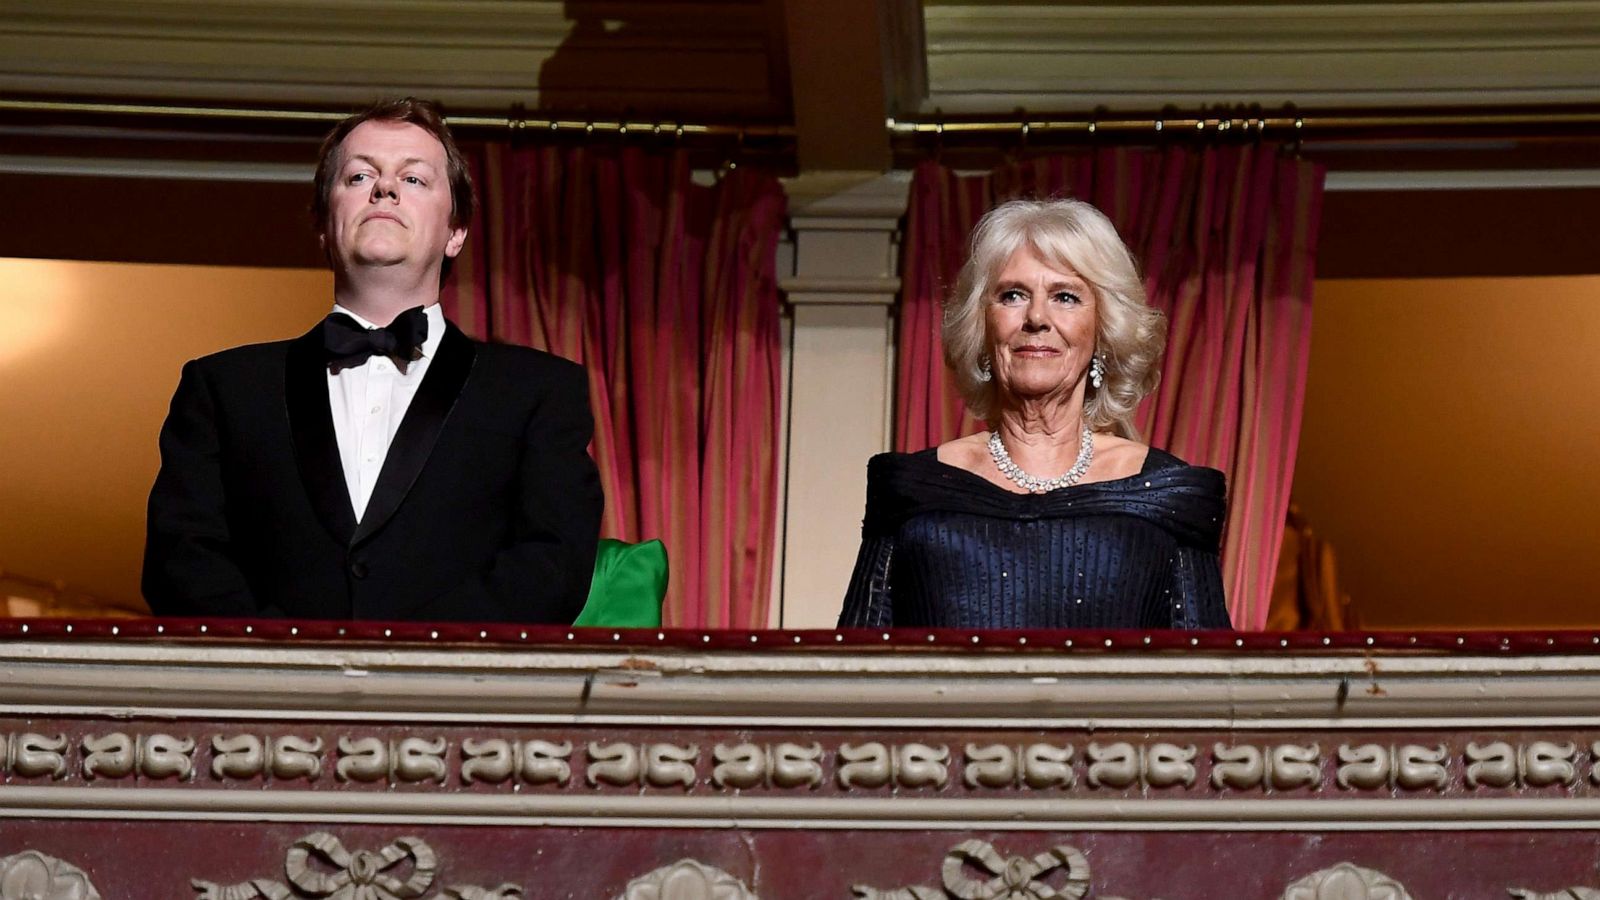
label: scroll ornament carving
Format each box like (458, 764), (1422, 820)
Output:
(1085, 742), (1196, 789)
(711, 742), (824, 789)
(1335, 744), (1449, 791)
(1466, 741), (1580, 789)
(0, 850), (102, 900)
(81, 732), (195, 780)
(2, 732), (69, 779)
(460, 738), (572, 785)
(963, 743), (1074, 789)
(212, 735), (325, 781)
(335, 736), (448, 784)
(1211, 744), (1321, 790)
(837, 742), (949, 789)
(616, 859), (756, 900)
(586, 742), (699, 788)
(1281, 863), (1411, 900)
(854, 840), (1091, 900)
(191, 833), (521, 900)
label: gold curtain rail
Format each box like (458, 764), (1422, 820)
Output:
(0, 98), (796, 140)
(888, 109), (1600, 138)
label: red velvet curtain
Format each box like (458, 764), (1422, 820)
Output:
(896, 148), (1325, 630)
(443, 145), (787, 628)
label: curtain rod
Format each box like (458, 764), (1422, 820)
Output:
(887, 107), (1600, 140)
(0, 98), (796, 141)
(9, 97), (1598, 142)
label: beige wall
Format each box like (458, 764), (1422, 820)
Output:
(1294, 276), (1600, 629)
(0, 259), (331, 610)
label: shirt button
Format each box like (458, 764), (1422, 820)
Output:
(370, 405), (382, 414)
(349, 561), (369, 579)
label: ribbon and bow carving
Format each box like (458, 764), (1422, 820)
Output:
(940, 841), (1092, 900)
(285, 833), (437, 900)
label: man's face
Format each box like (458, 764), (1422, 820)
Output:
(321, 120), (467, 275)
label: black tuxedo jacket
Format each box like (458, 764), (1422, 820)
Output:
(142, 319), (603, 623)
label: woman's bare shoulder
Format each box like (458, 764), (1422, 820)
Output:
(1092, 433), (1151, 481)
(935, 431), (991, 473)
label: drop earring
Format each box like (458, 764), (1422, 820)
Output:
(1089, 354), (1106, 389)
(977, 356), (992, 383)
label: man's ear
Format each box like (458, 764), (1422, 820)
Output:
(445, 225), (468, 258)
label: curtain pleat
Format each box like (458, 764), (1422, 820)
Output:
(896, 147), (1324, 629)
(442, 145), (786, 628)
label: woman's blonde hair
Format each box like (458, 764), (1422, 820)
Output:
(942, 198), (1166, 438)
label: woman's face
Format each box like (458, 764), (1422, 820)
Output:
(985, 244), (1099, 407)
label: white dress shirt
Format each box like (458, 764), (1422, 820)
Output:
(326, 303), (446, 521)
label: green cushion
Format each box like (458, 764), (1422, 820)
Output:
(573, 538), (668, 628)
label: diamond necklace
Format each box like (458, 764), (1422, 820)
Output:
(988, 426), (1095, 494)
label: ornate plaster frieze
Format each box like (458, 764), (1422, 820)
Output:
(1280, 863), (1412, 900)
(191, 832), (519, 900)
(616, 860), (756, 900)
(1210, 744), (1321, 791)
(212, 734), (325, 780)
(1, 732), (68, 779)
(0, 850), (101, 900)
(837, 742), (949, 789)
(1467, 740), (1581, 789)
(1334, 744), (1449, 791)
(587, 742), (699, 788)
(711, 742), (824, 789)
(460, 738), (571, 785)
(81, 731), (194, 780)
(1084, 742), (1196, 789)
(12, 729), (1600, 803)
(335, 737), (448, 784)
(854, 840), (1093, 900)
(963, 743), (1073, 789)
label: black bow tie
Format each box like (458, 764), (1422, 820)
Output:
(323, 307), (429, 369)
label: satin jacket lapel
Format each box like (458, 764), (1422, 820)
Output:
(285, 327), (358, 546)
(351, 322), (477, 547)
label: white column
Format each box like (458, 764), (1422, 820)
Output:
(773, 172), (910, 628)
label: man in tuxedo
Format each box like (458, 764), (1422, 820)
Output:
(143, 98), (603, 623)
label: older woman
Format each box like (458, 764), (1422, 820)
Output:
(839, 198), (1231, 630)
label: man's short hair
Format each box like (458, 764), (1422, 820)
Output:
(311, 97), (476, 234)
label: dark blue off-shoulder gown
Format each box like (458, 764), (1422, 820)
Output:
(838, 447), (1233, 630)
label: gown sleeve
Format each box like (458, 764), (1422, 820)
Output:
(838, 531), (895, 628)
(1167, 543), (1232, 629)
